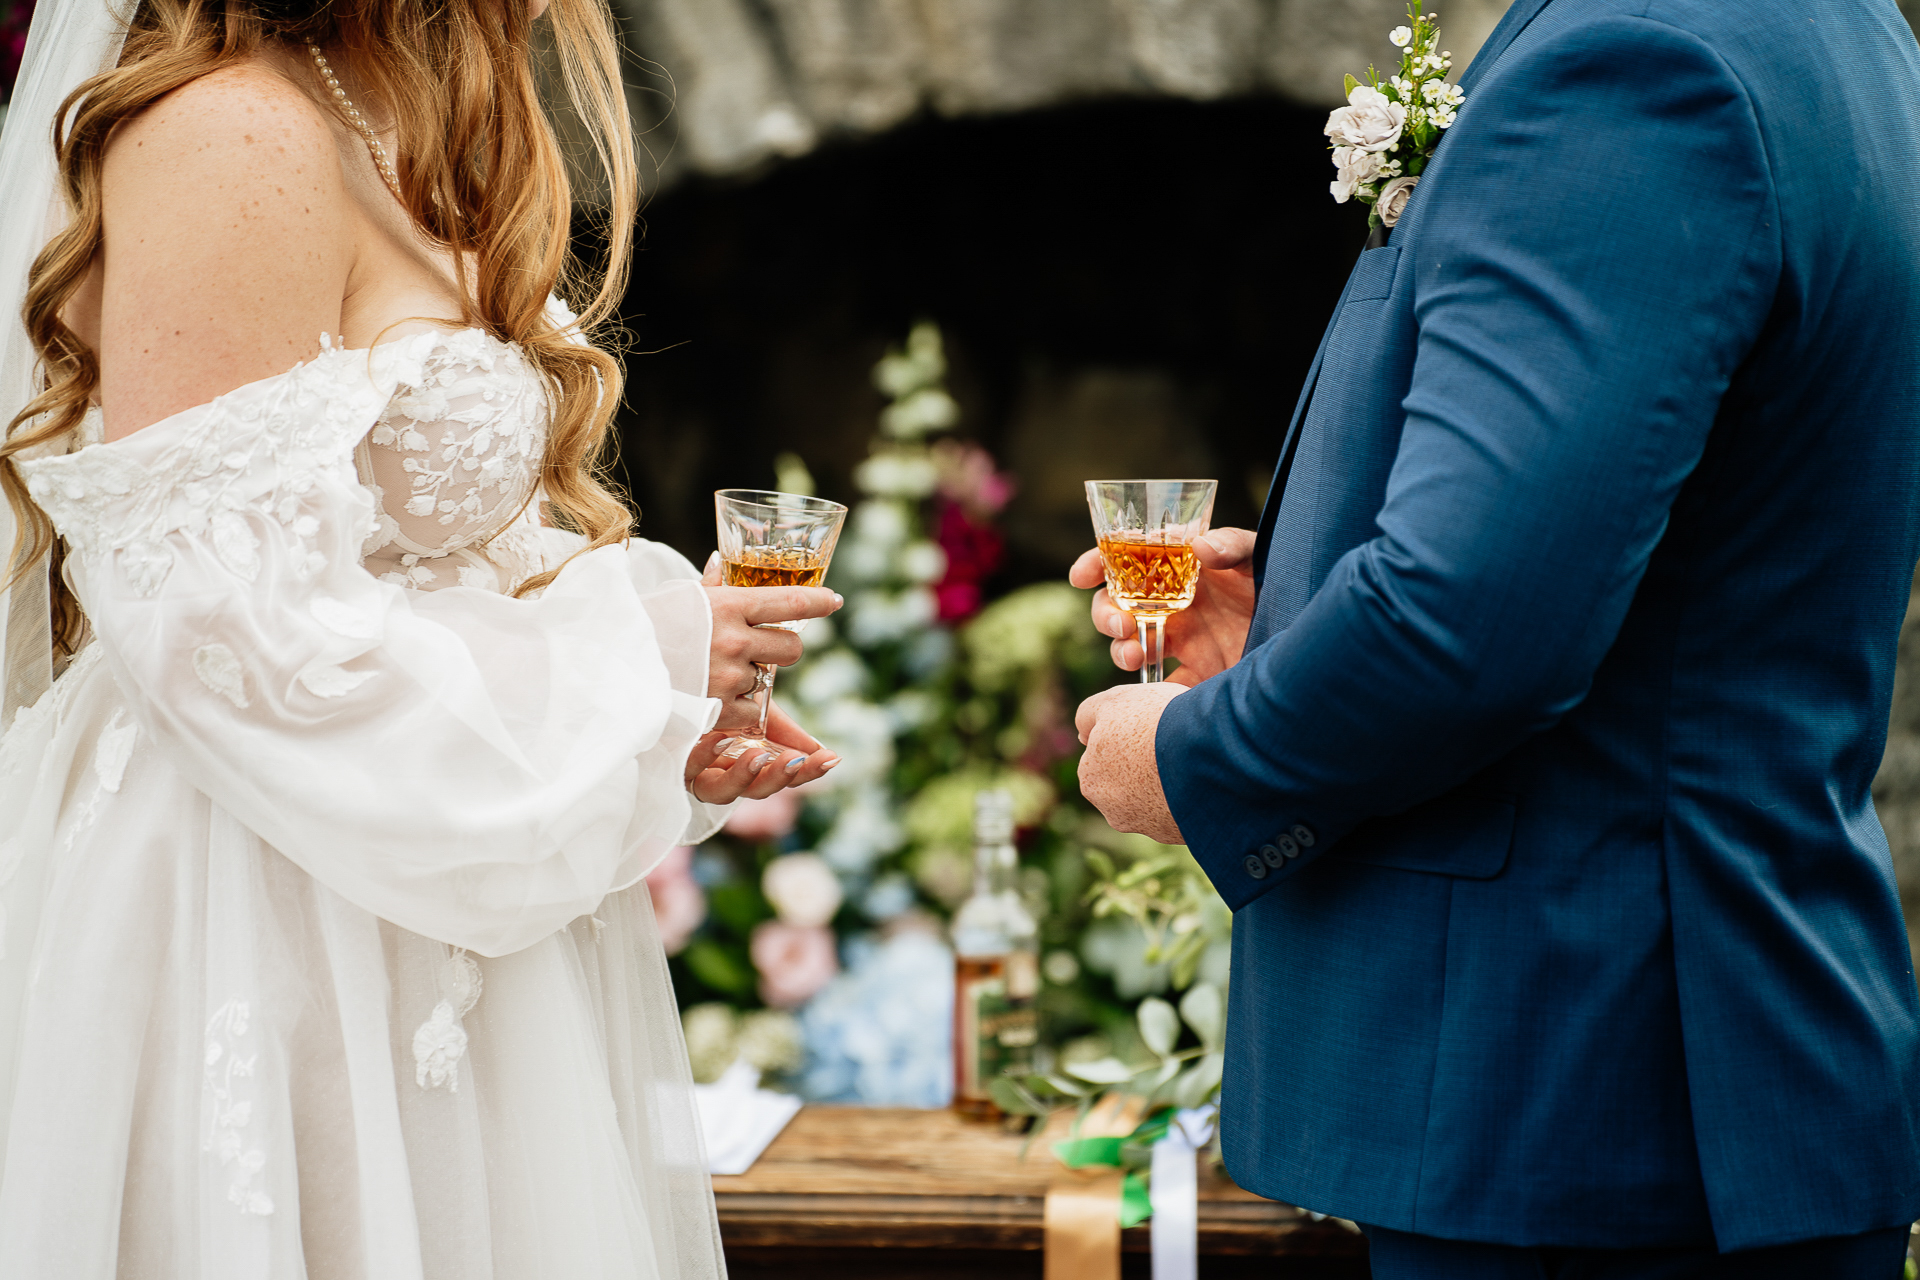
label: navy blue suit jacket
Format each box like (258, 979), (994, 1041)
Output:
(1156, 0), (1920, 1250)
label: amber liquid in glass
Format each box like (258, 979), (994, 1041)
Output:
(1097, 535), (1201, 616)
(720, 548), (828, 589)
(722, 550), (827, 634)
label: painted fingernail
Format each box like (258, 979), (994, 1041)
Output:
(749, 752), (776, 775)
(704, 550), (721, 572)
(831, 593), (844, 607)
(785, 755), (806, 772)
(714, 738), (737, 753)
(820, 757), (840, 772)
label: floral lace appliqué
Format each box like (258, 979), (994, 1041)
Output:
(413, 946), (484, 1093)
(203, 997), (274, 1217)
(357, 332), (548, 594)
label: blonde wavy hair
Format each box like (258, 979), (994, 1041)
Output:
(1, 0), (641, 653)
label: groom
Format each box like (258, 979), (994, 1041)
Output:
(1071, 0), (1920, 1274)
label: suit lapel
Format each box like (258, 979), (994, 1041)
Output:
(1245, 0), (1557, 642)
(1459, 0), (1555, 95)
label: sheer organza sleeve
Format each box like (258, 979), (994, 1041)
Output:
(19, 339), (722, 956)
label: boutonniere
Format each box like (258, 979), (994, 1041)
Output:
(1325, 2), (1466, 230)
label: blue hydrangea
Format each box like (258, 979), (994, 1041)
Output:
(799, 930), (953, 1106)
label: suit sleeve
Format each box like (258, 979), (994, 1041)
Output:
(1156, 15), (1782, 908)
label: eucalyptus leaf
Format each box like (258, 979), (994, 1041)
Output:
(1043, 1074), (1094, 1098)
(989, 1076), (1039, 1116)
(1063, 1056), (1139, 1085)
(1179, 982), (1225, 1053)
(1143, 1056), (1186, 1106)
(1173, 1052), (1225, 1111)
(1138, 996), (1179, 1057)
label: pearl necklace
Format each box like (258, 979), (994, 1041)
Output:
(306, 43), (402, 200)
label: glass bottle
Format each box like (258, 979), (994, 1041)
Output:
(952, 789), (1039, 1119)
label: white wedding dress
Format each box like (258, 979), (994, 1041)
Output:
(0, 314), (731, 1279)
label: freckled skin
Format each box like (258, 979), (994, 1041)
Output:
(74, 44), (476, 440)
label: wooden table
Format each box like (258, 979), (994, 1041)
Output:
(713, 1106), (1369, 1279)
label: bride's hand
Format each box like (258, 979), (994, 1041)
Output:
(701, 553), (844, 730)
(683, 704), (841, 803)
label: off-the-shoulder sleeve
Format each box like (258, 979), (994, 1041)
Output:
(21, 342), (724, 956)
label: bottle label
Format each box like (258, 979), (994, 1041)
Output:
(958, 971), (1037, 1099)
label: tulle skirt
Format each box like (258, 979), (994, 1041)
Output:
(0, 647), (725, 1279)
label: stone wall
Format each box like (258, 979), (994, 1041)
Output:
(612, 0), (1511, 185)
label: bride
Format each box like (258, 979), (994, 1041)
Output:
(0, 0), (840, 1274)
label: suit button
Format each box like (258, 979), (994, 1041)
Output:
(1259, 843), (1285, 867)
(1291, 824), (1316, 848)
(1277, 835), (1300, 859)
(1243, 855), (1269, 880)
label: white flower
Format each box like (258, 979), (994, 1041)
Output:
(1329, 144), (1385, 204)
(412, 1000), (469, 1092)
(1390, 25), (1412, 46)
(1377, 175), (1419, 228)
(1324, 84), (1406, 153)
(763, 853), (845, 927)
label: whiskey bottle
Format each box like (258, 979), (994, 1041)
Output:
(952, 788), (1039, 1119)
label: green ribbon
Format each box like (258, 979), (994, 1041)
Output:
(1051, 1108), (1173, 1230)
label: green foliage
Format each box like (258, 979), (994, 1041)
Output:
(1085, 843), (1232, 990)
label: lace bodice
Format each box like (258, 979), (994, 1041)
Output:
(356, 326), (549, 593)
(17, 318), (729, 957)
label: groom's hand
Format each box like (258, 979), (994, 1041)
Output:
(1075, 683), (1186, 844)
(1069, 527), (1258, 686)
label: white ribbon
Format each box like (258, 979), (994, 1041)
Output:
(1149, 1104), (1216, 1280)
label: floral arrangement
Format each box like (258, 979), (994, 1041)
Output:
(1325, 0), (1465, 229)
(989, 842), (1231, 1188)
(655, 322), (1224, 1113)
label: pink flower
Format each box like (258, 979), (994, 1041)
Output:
(933, 440), (1016, 518)
(750, 921), (840, 1008)
(645, 846), (707, 956)
(932, 500), (1005, 624)
(724, 790), (802, 842)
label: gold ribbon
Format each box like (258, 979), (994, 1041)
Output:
(1043, 1167), (1123, 1280)
(1041, 1094), (1143, 1280)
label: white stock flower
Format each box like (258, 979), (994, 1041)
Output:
(1390, 25), (1412, 46)
(1377, 175), (1419, 228)
(763, 853), (846, 928)
(1329, 145), (1385, 204)
(1323, 84), (1406, 153)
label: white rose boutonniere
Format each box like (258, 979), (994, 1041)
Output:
(1324, 85), (1406, 154)
(1323, 1), (1466, 231)
(1377, 175), (1419, 227)
(1329, 145), (1385, 204)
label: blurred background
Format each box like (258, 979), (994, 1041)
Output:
(6, 0), (1920, 1105)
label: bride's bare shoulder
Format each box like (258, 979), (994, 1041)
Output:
(104, 59), (345, 207)
(95, 58), (356, 439)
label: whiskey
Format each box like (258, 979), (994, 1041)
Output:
(722, 547), (827, 633)
(952, 790), (1039, 1120)
(720, 547), (827, 589)
(1097, 535), (1200, 616)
